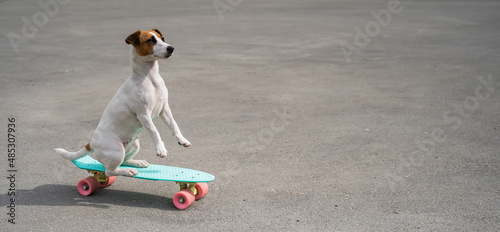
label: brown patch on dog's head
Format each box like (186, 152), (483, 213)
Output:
(125, 29), (165, 56)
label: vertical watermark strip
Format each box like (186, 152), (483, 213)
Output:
(6, 118), (17, 225)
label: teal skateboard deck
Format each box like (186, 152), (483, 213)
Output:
(73, 155), (215, 183)
(71, 155), (215, 209)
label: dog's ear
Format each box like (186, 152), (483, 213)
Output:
(152, 28), (162, 37)
(152, 28), (165, 42)
(125, 30), (141, 46)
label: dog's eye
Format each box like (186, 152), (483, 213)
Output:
(161, 37), (165, 42)
(147, 37), (156, 43)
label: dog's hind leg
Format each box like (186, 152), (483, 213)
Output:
(122, 139), (149, 168)
(101, 152), (139, 177)
(94, 138), (138, 177)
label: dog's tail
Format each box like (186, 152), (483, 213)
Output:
(54, 143), (92, 161)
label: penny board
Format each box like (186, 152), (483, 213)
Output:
(72, 155), (215, 183)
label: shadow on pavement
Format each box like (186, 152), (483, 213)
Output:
(2, 184), (178, 210)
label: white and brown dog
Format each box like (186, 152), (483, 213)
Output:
(55, 29), (191, 177)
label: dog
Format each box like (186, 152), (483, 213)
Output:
(55, 29), (191, 177)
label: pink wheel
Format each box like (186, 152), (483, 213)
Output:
(98, 176), (116, 188)
(173, 189), (195, 210)
(194, 183), (209, 200)
(77, 177), (99, 196)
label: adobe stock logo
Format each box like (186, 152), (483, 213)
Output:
(213, 0), (244, 21)
(7, 0), (70, 53)
(238, 106), (296, 154)
(339, 0), (403, 63)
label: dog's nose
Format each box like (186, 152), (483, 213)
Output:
(166, 46), (174, 54)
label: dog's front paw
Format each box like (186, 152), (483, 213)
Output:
(156, 145), (168, 158)
(178, 138), (191, 147)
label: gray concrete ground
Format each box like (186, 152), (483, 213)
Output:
(1, 0), (499, 231)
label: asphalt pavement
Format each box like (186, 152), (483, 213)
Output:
(0, 0), (499, 231)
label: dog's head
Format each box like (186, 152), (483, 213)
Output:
(125, 29), (173, 60)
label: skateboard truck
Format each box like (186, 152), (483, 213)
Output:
(82, 170), (116, 189)
(90, 171), (108, 183)
(177, 182), (199, 196)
